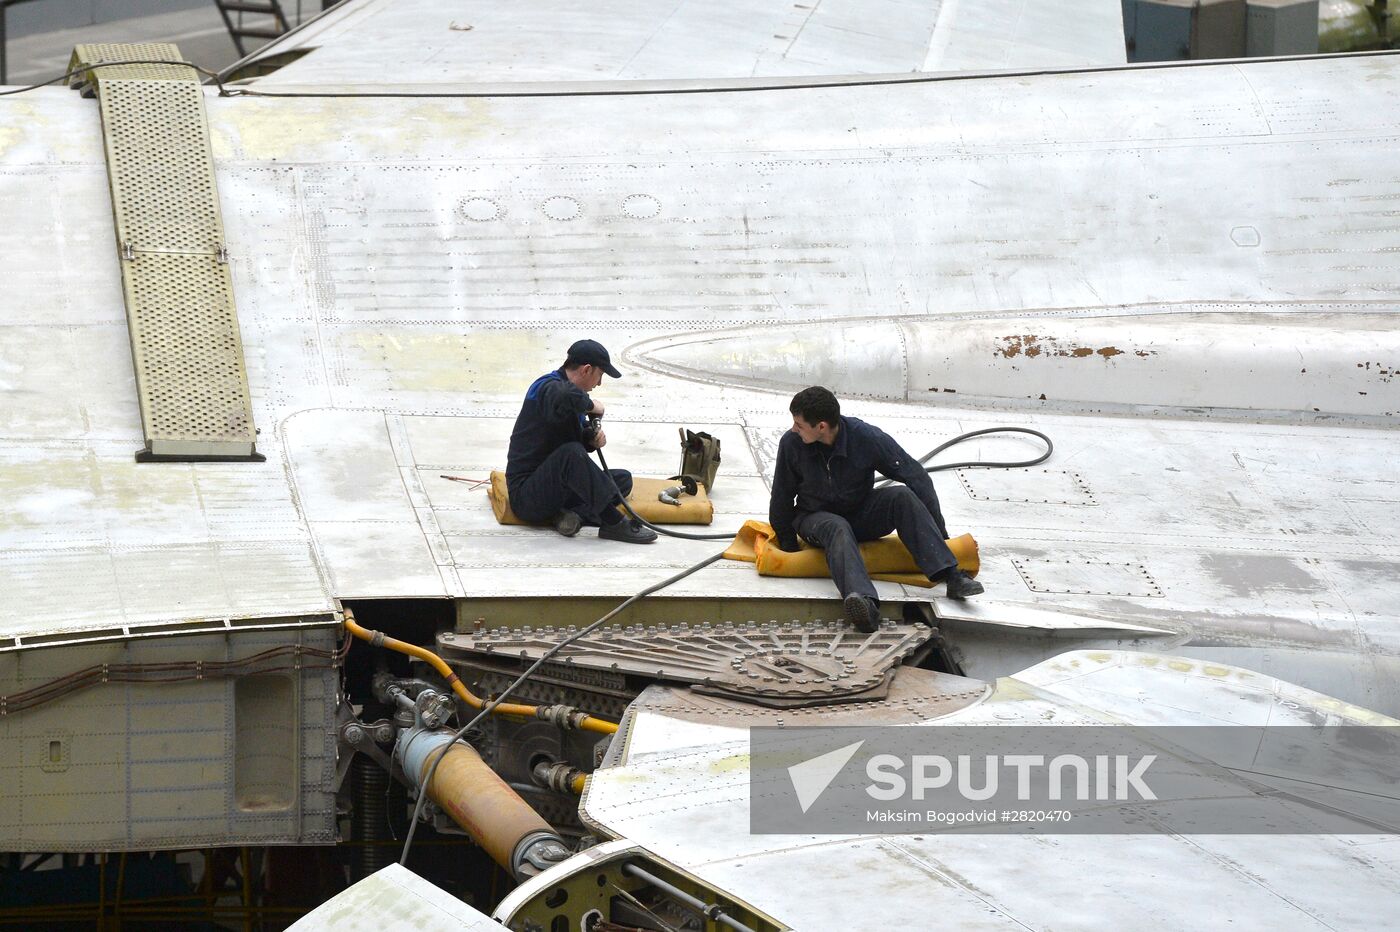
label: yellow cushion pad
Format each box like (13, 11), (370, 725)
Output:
(489, 470), (714, 526)
(722, 519), (978, 588)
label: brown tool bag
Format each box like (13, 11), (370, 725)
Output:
(679, 429), (721, 492)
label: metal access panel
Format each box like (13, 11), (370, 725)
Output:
(440, 619), (933, 704)
(1012, 557), (1165, 598)
(0, 626), (339, 851)
(957, 468), (1098, 506)
(1246, 0), (1319, 55)
(69, 43), (260, 461)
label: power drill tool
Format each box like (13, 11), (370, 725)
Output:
(658, 474), (699, 506)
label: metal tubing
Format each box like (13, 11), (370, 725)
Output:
(620, 862), (759, 932)
(343, 607), (617, 734)
(399, 729), (555, 877)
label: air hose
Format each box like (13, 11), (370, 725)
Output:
(396, 549), (728, 866)
(877, 426), (1053, 486)
(343, 608), (617, 735)
(392, 424), (1051, 865)
(597, 425), (1054, 540)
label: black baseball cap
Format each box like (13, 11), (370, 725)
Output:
(566, 339), (622, 379)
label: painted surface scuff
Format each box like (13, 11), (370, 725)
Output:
(998, 334), (1151, 360)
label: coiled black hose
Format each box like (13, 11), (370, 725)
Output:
(597, 426), (1054, 539)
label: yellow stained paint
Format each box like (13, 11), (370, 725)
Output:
(0, 101), (39, 158)
(1308, 695), (1398, 725)
(210, 99), (498, 161)
(343, 329), (551, 393)
(0, 125), (21, 158)
(1203, 665), (1233, 677)
(0, 457), (199, 527)
(1085, 652), (1113, 663)
(992, 678), (1038, 700)
(1167, 660), (1195, 672)
(709, 752), (750, 774)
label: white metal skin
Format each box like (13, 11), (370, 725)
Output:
(493, 651), (1400, 930)
(634, 310), (1400, 420)
(4, 55), (1398, 714)
(0, 17), (1398, 929)
(236, 0), (1125, 86)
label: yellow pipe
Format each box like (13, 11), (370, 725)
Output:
(571, 773), (587, 795)
(342, 607), (617, 734)
(416, 738), (554, 874)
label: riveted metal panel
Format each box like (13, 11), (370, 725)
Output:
(958, 468), (1098, 506)
(0, 627), (339, 851)
(71, 43), (259, 460)
(1012, 557), (1165, 598)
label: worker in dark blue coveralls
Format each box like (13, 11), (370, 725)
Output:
(769, 386), (983, 632)
(506, 339), (657, 544)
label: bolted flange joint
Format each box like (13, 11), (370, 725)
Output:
(535, 704), (590, 730)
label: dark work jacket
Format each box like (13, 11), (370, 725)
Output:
(769, 416), (945, 551)
(505, 369), (594, 493)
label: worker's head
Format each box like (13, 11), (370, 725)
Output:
(789, 386), (840, 445)
(563, 339), (621, 391)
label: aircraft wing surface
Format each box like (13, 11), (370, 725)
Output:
(235, 0), (1125, 86)
(2, 56), (1398, 715)
(495, 650), (1400, 929)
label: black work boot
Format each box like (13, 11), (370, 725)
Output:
(552, 510), (582, 538)
(843, 594), (881, 633)
(599, 517), (658, 544)
(944, 569), (984, 600)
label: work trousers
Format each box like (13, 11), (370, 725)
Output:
(509, 442), (632, 525)
(795, 486), (957, 602)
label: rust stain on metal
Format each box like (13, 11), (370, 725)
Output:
(1357, 361), (1394, 382)
(998, 334), (1026, 358)
(997, 335), (1153, 361)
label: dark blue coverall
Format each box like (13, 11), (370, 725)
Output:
(769, 416), (957, 603)
(506, 370), (631, 525)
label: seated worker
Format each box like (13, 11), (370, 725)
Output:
(770, 386), (983, 631)
(506, 339), (657, 544)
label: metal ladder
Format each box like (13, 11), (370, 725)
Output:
(213, 0), (292, 57)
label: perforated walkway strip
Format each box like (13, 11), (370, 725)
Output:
(70, 43), (261, 461)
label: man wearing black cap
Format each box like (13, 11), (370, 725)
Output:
(505, 340), (657, 543)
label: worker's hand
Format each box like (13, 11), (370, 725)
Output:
(590, 400), (605, 416)
(594, 428), (607, 448)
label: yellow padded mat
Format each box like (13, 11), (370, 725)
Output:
(723, 520), (978, 588)
(488, 470), (714, 526)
